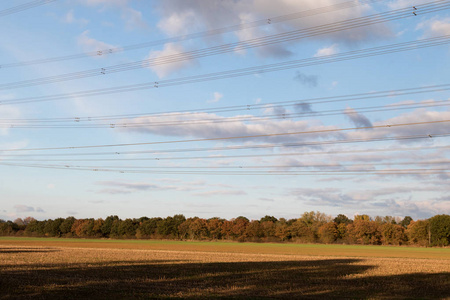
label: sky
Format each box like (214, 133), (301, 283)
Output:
(0, 0), (449, 222)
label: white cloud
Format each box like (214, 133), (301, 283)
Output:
(207, 92), (224, 103)
(77, 0), (146, 30)
(95, 179), (202, 194)
(121, 6), (146, 30)
(157, 10), (198, 36)
(63, 9), (89, 26)
(417, 17), (450, 37)
(288, 185), (450, 218)
(156, 0), (389, 59)
(77, 30), (117, 54)
(314, 44), (338, 57)
(387, 0), (430, 10)
(146, 43), (197, 78)
(346, 108), (450, 140)
(14, 205), (45, 213)
(193, 190), (247, 197)
(119, 107), (450, 148)
(0, 104), (21, 136)
(120, 111), (339, 143)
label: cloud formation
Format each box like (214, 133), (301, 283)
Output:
(147, 43), (196, 78)
(63, 9), (89, 26)
(120, 111), (340, 144)
(155, 0), (389, 59)
(417, 17), (450, 37)
(0, 104), (21, 136)
(78, 0), (146, 30)
(207, 92), (224, 103)
(293, 71), (318, 87)
(14, 205), (44, 213)
(314, 44), (338, 57)
(344, 107), (373, 128)
(77, 30), (117, 53)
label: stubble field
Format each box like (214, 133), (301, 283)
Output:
(0, 237), (449, 299)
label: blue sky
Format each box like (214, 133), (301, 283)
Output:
(0, 0), (449, 221)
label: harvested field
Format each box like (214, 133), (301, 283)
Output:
(0, 238), (449, 299)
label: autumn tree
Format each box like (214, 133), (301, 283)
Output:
(207, 217), (224, 240)
(347, 220), (381, 245)
(290, 219), (315, 243)
(318, 222), (338, 244)
(231, 216), (249, 241)
(380, 223), (407, 245)
(274, 218), (291, 241)
(406, 220), (430, 246)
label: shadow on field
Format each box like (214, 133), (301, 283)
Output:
(1, 257), (449, 299)
(0, 248), (60, 254)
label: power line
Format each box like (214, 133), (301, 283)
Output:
(1, 1), (448, 90)
(1, 133), (448, 157)
(1, 119), (449, 152)
(3, 159), (449, 169)
(0, 0), (383, 68)
(3, 34), (450, 105)
(2, 83), (450, 123)
(0, 161), (448, 176)
(2, 98), (449, 129)
(4, 143), (449, 162)
(0, 0), (57, 18)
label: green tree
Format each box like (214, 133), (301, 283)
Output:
(260, 215), (278, 223)
(334, 214), (352, 225)
(25, 219), (45, 236)
(118, 218), (137, 238)
(60, 217), (76, 236)
(101, 215), (120, 237)
(429, 214), (450, 246)
(406, 220), (429, 246)
(0, 221), (19, 236)
(44, 218), (63, 237)
(138, 217), (161, 238)
(400, 216), (413, 228)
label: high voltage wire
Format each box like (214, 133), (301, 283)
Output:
(4, 159), (447, 169)
(3, 83), (450, 123)
(1, 133), (448, 157)
(0, 0), (383, 68)
(1, 133), (449, 157)
(2, 98), (449, 129)
(1, 1), (447, 90)
(0, 0), (57, 18)
(1, 119), (449, 152)
(5, 144), (449, 162)
(3, 34), (450, 105)
(0, 161), (448, 176)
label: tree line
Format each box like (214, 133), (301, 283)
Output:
(1, 212), (449, 247)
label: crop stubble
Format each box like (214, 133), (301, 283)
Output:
(0, 239), (449, 299)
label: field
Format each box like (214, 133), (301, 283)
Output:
(1, 237), (449, 299)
